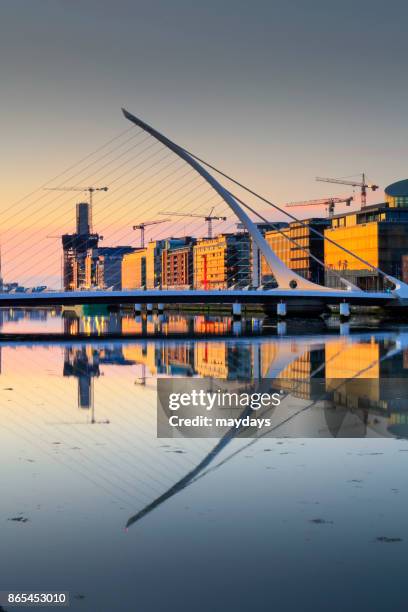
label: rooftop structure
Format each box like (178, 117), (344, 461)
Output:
(385, 179), (408, 208)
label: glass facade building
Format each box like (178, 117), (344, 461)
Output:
(261, 219), (329, 286)
(193, 233), (251, 290)
(325, 200), (408, 290)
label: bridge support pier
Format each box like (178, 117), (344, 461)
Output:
(232, 303), (242, 320)
(339, 302), (350, 321)
(277, 302), (287, 319)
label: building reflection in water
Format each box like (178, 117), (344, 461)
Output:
(1, 307), (408, 435)
(63, 309), (122, 336)
(2, 307), (408, 531)
(126, 334), (408, 529)
(61, 308), (257, 338)
(63, 345), (100, 409)
(57, 319), (408, 437)
(63, 344), (133, 422)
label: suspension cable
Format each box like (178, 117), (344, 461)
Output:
(228, 191), (357, 289)
(183, 148), (389, 283)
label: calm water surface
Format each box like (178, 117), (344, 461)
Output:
(1, 309), (408, 612)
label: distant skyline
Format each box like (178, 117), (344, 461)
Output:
(1, 0), (408, 286)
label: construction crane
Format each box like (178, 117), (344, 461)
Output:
(315, 174), (378, 207)
(285, 196), (353, 218)
(132, 219), (170, 248)
(158, 207), (227, 239)
(44, 185), (109, 232)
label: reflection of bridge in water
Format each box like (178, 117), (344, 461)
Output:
(55, 330), (408, 433)
(124, 332), (408, 529)
(3, 310), (407, 419)
(1, 323), (406, 526)
(13, 328), (400, 530)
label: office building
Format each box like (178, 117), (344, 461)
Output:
(193, 233), (251, 289)
(261, 224), (290, 285)
(289, 219), (329, 284)
(62, 202), (99, 290)
(122, 248), (147, 290)
(237, 221), (281, 287)
(325, 182), (408, 289)
(84, 246), (134, 290)
(161, 237), (196, 289)
(144, 238), (194, 288)
(122, 238), (192, 289)
(261, 218), (329, 285)
(145, 240), (166, 288)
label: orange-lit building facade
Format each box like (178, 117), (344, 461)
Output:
(194, 341), (251, 378)
(325, 203), (408, 290)
(193, 233), (251, 289)
(261, 226), (290, 284)
(261, 219), (328, 285)
(122, 248), (147, 290)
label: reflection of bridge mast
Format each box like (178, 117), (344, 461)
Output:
(126, 403), (254, 529)
(125, 335), (408, 529)
(125, 358), (323, 529)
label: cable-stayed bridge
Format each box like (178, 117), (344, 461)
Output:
(3, 108), (408, 314)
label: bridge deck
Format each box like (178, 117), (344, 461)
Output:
(0, 288), (395, 308)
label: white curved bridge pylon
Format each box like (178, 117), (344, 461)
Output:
(122, 108), (408, 300)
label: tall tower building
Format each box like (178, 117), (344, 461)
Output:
(76, 202), (91, 235)
(62, 203), (98, 291)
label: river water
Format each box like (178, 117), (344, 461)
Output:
(1, 308), (407, 611)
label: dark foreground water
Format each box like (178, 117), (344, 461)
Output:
(1, 309), (408, 611)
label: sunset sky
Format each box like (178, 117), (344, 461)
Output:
(1, 0), (408, 286)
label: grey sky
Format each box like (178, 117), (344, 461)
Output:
(1, 0), (408, 203)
